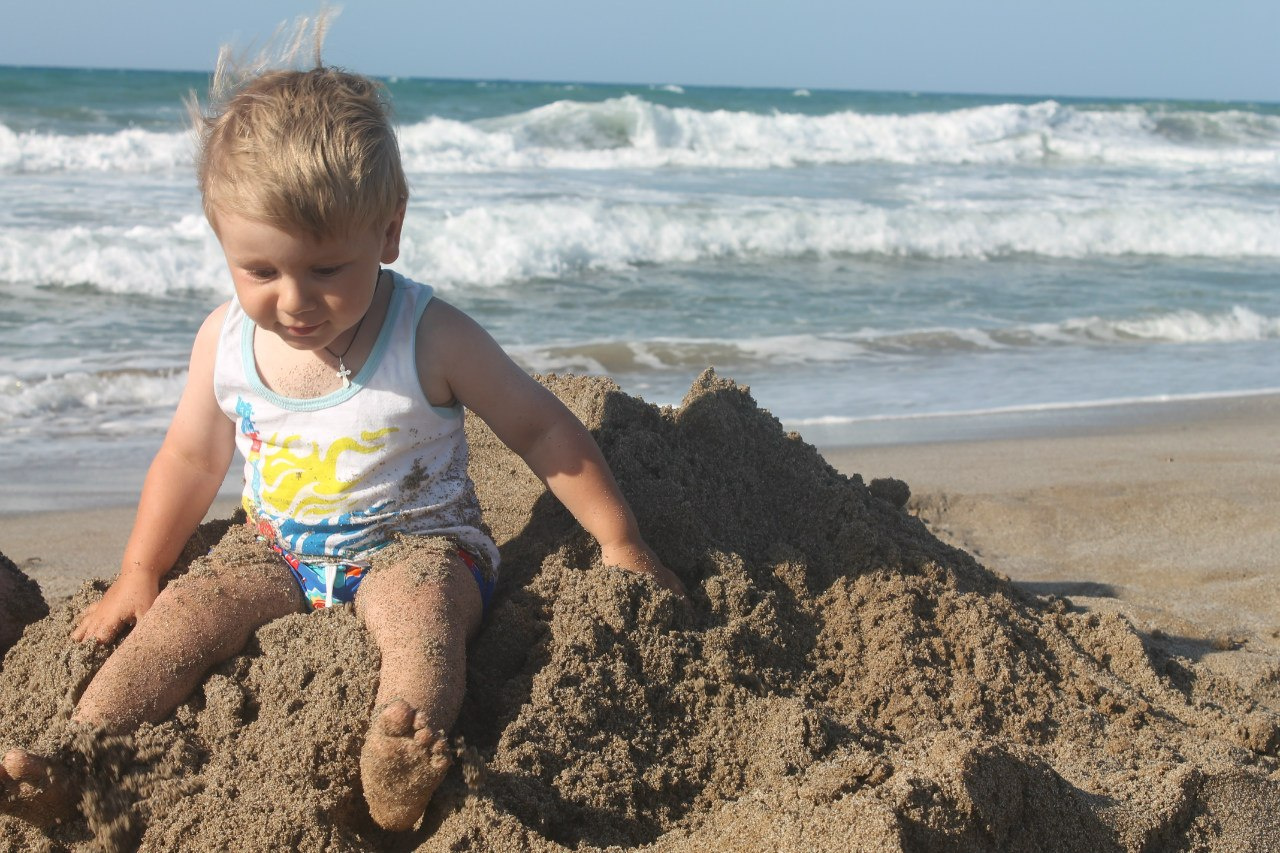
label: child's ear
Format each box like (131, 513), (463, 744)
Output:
(379, 200), (407, 264)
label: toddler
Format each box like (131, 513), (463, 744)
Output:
(0, 34), (683, 833)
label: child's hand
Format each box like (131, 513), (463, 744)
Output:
(71, 570), (161, 645)
(601, 540), (688, 599)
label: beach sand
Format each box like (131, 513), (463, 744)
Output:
(1, 373), (1278, 851)
(826, 393), (1280, 694)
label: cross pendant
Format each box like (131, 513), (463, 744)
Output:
(336, 361), (352, 388)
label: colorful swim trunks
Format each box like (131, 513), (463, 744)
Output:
(259, 531), (495, 612)
(264, 538), (368, 610)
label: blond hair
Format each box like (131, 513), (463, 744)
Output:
(191, 11), (408, 238)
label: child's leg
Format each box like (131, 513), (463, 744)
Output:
(74, 549), (301, 727)
(1, 531), (300, 824)
(355, 542), (483, 832)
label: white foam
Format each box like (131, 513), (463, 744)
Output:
(0, 369), (185, 427)
(0, 215), (230, 294)
(0, 124), (190, 173)
(396, 199), (1280, 289)
(395, 97), (1280, 174)
(1112, 306), (1280, 342)
(512, 333), (867, 375)
(871, 307), (1280, 353)
(5, 98), (1277, 176)
(510, 306), (1280, 377)
(10, 196), (1280, 296)
(1047, 306), (1280, 344)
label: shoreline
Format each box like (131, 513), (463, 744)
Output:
(6, 387), (1279, 512)
(789, 387), (1280, 447)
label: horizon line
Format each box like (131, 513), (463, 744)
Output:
(1, 63), (1276, 108)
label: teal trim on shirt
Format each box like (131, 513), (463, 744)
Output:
(239, 272), (406, 413)
(396, 272), (462, 421)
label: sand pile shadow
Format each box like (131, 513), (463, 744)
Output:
(2, 370), (1279, 852)
(0, 552), (47, 662)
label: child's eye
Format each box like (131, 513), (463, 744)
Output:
(247, 268), (276, 281)
(314, 265), (343, 277)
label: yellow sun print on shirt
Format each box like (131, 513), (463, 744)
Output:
(256, 427), (398, 518)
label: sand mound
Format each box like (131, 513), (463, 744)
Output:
(3, 370), (1279, 852)
(0, 552), (47, 661)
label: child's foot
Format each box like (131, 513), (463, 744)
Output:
(0, 748), (77, 827)
(360, 699), (452, 831)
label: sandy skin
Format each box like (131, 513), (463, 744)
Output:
(0, 530), (482, 832)
(355, 541), (483, 831)
(0, 748), (76, 828)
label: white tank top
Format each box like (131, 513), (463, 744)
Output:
(212, 270), (499, 578)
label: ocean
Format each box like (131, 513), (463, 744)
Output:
(2, 66), (1278, 509)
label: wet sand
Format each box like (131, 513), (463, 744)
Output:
(0, 499), (241, 604)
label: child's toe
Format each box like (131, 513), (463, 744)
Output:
(376, 699), (416, 737)
(2, 749), (34, 783)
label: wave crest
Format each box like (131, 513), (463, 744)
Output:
(513, 307), (1280, 377)
(6, 97), (1278, 175)
(8, 201), (1280, 294)
(0, 125), (190, 173)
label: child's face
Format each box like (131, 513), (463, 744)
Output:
(214, 207), (405, 352)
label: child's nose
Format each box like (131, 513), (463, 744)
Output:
(277, 278), (314, 314)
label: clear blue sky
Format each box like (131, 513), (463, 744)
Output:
(2, 1), (1277, 102)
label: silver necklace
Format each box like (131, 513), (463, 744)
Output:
(323, 269), (379, 388)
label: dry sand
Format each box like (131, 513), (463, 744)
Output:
(828, 394), (1280, 692)
(1, 372), (1278, 852)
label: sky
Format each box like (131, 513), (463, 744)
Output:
(1, 0), (1277, 102)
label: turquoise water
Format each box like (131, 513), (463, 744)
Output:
(2, 66), (1279, 505)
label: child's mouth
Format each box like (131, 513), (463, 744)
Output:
(284, 323), (322, 337)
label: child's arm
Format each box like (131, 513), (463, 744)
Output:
(72, 306), (237, 644)
(420, 301), (687, 598)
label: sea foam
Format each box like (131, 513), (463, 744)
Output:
(0, 215), (227, 294)
(510, 307), (1280, 376)
(398, 199), (1280, 289)
(0, 368), (186, 427)
(4, 98), (1277, 175)
(7, 198), (1280, 296)
(400, 98), (1280, 172)
(0, 124), (189, 173)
